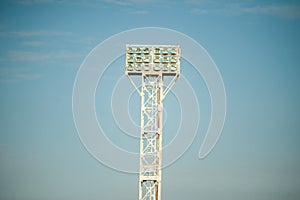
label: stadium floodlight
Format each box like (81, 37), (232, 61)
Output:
(125, 45), (180, 200)
(125, 45), (180, 76)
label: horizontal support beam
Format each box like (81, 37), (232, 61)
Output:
(140, 176), (161, 181)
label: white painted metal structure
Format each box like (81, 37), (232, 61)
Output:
(125, 45), (180, 200)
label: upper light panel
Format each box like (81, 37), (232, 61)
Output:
(125, 45), (180, 76)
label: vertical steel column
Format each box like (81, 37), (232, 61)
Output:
(139, 74), (163, 200)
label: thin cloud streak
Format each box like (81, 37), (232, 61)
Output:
(0, 67), (42, 83)
(100, 0), (155, 6)
(12, 0), (55, 4)
(21, 41), (46, 47)
(6, 50), (83, 62)
(242, 5), (300, 19)
(129, 10), (150, 14)
(11, 0), (156, 5)
(0, 30), (73, 37)
(190, 3), (300, 19)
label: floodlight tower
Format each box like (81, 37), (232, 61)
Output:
(125, 45), (180, 200)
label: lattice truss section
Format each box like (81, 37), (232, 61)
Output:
(141, 75), (161, 180)
(141, 181), (158, 200)
(139, 75), (162, 200)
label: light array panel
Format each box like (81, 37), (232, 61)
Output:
(125, 45), (180, 76)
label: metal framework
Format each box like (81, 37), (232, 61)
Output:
(125, 45), (180, 200)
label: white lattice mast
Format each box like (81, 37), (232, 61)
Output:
(125, 45), (180, 200)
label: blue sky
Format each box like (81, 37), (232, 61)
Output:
(0, 0), (300, 199)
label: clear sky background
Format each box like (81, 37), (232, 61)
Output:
(0, 0), (299, 200)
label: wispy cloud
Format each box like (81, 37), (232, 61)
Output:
(190, 2), (300, 19)
(100, 0), (155, 6)
(10, 0), (156, 7)
(100, 0), (130, 5)
(0, 30), (73, 37)
(0, 49), (84, 83)
(0, 67), (42, 83)
(6, 50), (83, 62)
(66, 36), (101, 45)
(191, 8), (210, 15)
(13, 73), (42, 80)
(12, 0), (56, 4)
(185, 0), (212, 4)
(129, 10), (149, 14)
(21, 41), (46, 47)
(241, 5), (300, 19)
